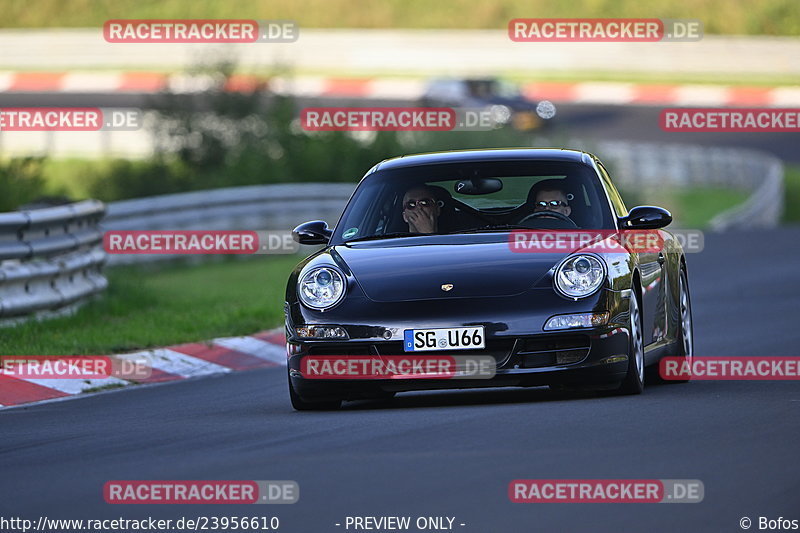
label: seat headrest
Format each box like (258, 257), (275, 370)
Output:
(426, 184), (452, 208)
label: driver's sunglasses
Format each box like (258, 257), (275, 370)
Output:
(535, 200), (567, 208)
(404, 198), (435, 210)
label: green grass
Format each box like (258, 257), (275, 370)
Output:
(0, 157), (121, 204)
(663, 187), (749, 228)
(0, 255), (301, 356)
(618, 186), (749, 228)
(782, 164), (800, 223)
(3, 0), (799, 35)
(259, 69), (799, 88)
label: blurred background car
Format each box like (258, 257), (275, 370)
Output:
(419, 77), (545, 131)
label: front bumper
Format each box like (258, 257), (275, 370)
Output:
(287, 325), (630, 401)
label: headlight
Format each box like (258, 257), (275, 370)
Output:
(554, 254), (606, 298)
(544, 312), (610, 330)
(298, 266), (346, 310)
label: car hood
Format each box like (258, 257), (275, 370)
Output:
(334, 240), (567, 302)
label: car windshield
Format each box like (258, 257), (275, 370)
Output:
(331, 159), (616, 243)
(466, 79), (520, 99)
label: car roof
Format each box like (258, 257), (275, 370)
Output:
(369, 148), (596, 174)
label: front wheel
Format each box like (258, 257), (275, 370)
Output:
(288, 374), (342, 411)
(669, 269), (694, 383)
(617, 288), (645, 395)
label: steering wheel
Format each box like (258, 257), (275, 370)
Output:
(518, 211), (579, 228)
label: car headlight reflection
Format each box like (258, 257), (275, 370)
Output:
(299, 266), (346, 310)
(489, 104), (512, 124)
(554, 254), (606, 298)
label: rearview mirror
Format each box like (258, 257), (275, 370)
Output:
(623, 206), (673, 229)
(292, 220), (332, 245)
(454, 178), (503, 195)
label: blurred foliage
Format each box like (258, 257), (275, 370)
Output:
(0, 255), (299, 355)
(2, 0), (799, 35)
(0, 157), (48, 211)
(782, 165), (800, 223)
(87, 159), (191, 200)
(4, 61), (766, 229)
(87, 61), (535, 201)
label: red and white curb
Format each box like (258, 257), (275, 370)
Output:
(0, 329), (287, 409)
(1, 71), (799, 107)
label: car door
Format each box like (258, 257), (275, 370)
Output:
(596, 162), (667, 348)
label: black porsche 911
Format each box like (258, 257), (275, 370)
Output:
(285, 148), (693, 410)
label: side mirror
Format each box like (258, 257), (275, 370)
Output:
(292, 220), (332, 245)
(623, 206), (672, 229)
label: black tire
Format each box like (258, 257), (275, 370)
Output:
(617, 286), (645, 395)
(668, 269), (693, 383)
(288, 373), (342, 411)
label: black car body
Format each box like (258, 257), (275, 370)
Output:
(285, 149), (693, 409)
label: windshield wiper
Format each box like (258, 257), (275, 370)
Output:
(445, 225), (530, 234)
(345, 232), (422, 242)
(347, 226), (532, 241)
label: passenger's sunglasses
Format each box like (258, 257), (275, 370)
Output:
(404, 198), (436, 210)
(535, 200), (568, 208)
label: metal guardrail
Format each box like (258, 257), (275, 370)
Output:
(0, 200), (107, 322)
(103, 183), (356, 264)
(101, 142), (784, 264)
(103, 143), (784, 248)
(0, 143), (783, 322)
(552, 139), (784, 230)
(707, 155), (784, 230)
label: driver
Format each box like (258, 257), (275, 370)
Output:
(533, 187), (572, 218)
(402, 185), (441, 234)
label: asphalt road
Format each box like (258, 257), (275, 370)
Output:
(2, 228), (800, 533)
(0, 92), (797, 163)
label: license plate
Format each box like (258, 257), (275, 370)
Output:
(403, 327), (485, 352)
